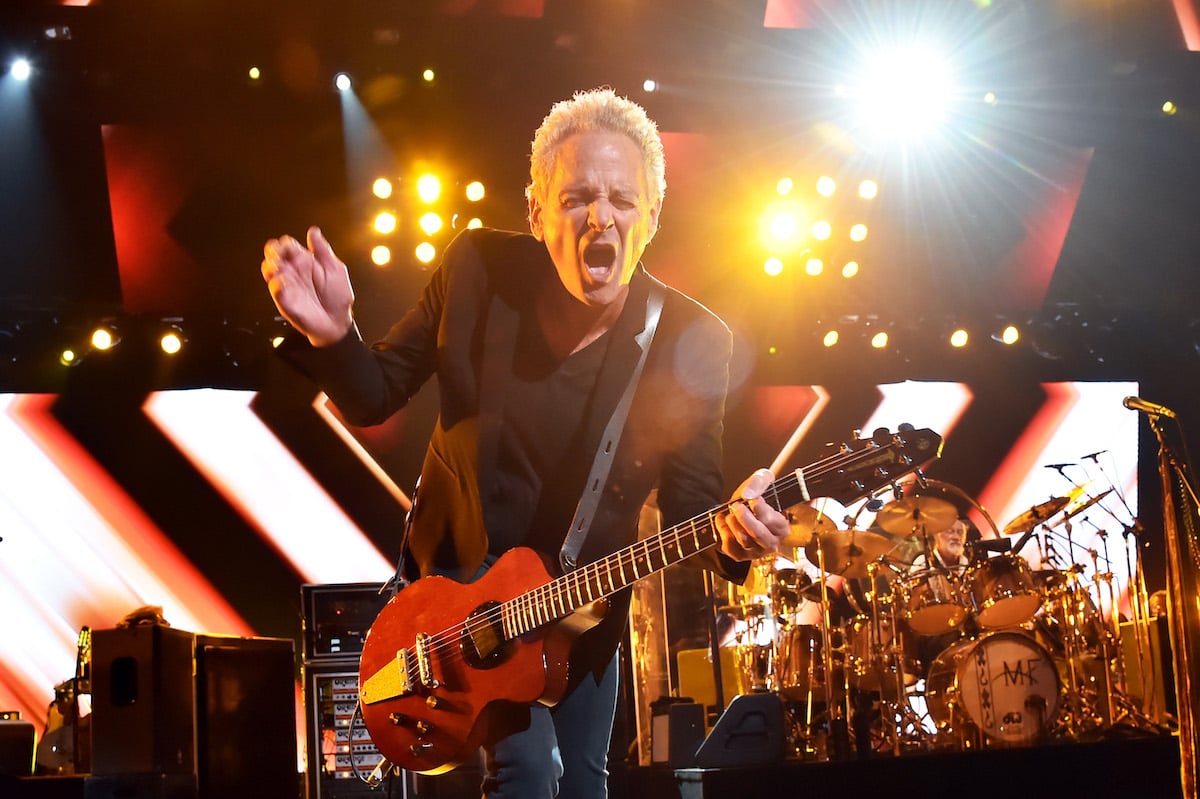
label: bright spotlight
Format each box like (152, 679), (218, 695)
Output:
(60, 349), (78, 366)
(160, 330), (184, 355)
(950, 328), (969, 348)
(642, 79), (658, 93)
(760, 200), (808, 253)
(422, 69), (436, 83)
(465, 217), (483, 229)
(415, 242), (437, 263)
(90, 327), (117, 351)
(465, 181), (486, 202)
(842, 260), (859, 278)
(371, 245), (392, 266)
(763, 257), (784, 277)
(374, 211), (397, 235)
(996, 324), (1020, 345)
(416, 174), (441, 204)
(853, 46), (955, 139)
(10, 59), (32, 81)
(1162, 100), (1178, 116)
(805, 257), (824, 276)
(848, 223), (868, 242)
(776, 177), (794, 196)
(419, 212), (444, 236)
(858, 180), (879, 200)
(248, 66), (262, 81)
(822, 330), (839, 348)
(815, 176), (836, 197)
(373, 178), (394, 199)
(870, 331), (889, 349)
(812, 220), (832, 241)
(334, 72), (352, 92)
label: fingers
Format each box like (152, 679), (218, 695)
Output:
(718, 468), (789, 562)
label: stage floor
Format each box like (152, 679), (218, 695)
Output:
(622, 733), (1184, 799)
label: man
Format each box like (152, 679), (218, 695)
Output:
(261, 88), (788, 798)
(908, 518), (971, 574)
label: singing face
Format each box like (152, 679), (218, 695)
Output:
(935, 518), (968, 563)
(529, 130), (662, 309)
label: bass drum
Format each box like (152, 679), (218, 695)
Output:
(925, 632), (1059, 745)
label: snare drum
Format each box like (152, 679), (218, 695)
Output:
(964, 553), (1041, 629)
(900, 569), (968, 636)
(925, 632), (1060, 745)
(844, 611), (918, 696)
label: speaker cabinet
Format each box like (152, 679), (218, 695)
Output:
(90, 626), (196, 777)
(694, 693), (785, 769)
(194, 635), (297, 799)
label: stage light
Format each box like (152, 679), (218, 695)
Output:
(823, 330), (839, 348)
(950, 328), (969, 348)
(248, 66), (261, 81)
(422, 69), (436, 83)
(415, 242), (437, 264)
(983, 91), (998, 106)
(760, 199), (808, 253)
(10, 59), (32, 81)
(763, 257), (784, 277)
(870, 331), (889, 349)
(849, 223), (868, 242)
(816, 176), (836, 197)
(642, 79), (658, 93)
(1162, 100), (1178, 116)
(851, 45), (954, 140)
(842, 261), (859, 278)
(419, 212), (443, 236)
(416, 174), (441, 204)
(373, 178), (394, 199)
(334, 73), (352, 92)
(812, 220), (832, 241)
(90, 327), (118, 351)
(271, 335), (285, 349)
(60, 348), (78, 366)
(993, 324), (1020, 345)
(465, 181), (485, 202)
(805, 257), (824, 276)
(465, 217), (483, 229)
(768, 211), (798, 241)
(776, 177), (794, 196)
(858, 180), (878, 200)
(160, 329), (184, 355)
(371, 245), (391, 266)
(374, 211), (397, 235)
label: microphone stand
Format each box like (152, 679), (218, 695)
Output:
(1146, 411), (1199, 796)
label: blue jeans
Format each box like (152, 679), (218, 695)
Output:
(479, 652), (620, 799)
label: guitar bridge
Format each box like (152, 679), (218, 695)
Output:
(359, 648), (413, 705)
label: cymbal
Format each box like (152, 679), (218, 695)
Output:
(873, 495), (958, 535)
(1051, 488), (1114, 528)
(782, 505), (838, 548)
(1002, 496), (1070, 536)
(804, 528), (898, 579)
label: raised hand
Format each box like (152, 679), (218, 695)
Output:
(261, 226), (355, 347)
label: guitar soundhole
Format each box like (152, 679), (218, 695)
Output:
(461, 601), (510, 669)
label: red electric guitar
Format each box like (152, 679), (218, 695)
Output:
(357, 426), (943, 773)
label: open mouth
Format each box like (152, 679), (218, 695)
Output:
(583, 243), (617, 279)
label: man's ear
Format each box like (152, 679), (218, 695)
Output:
(528, 193), (544, 241)
(646, 198), (663, 242)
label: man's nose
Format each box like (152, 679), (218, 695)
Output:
(588, 201), (615, 231)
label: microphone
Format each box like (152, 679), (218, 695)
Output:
(1081, 449), (1107, 462)
(966, 538), (1012, 554)
(1123, 396), (1177, 418)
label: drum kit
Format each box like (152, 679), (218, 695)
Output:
(717, 478), (1165, 758)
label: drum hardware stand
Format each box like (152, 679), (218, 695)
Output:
(811, 533), (853, 760)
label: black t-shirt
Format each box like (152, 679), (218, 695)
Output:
(486, 315), (615, 558)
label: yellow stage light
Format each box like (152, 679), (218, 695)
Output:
(415, 242), (437, 263)
(950, 329), (969, 348)
(823, 330), (839, 348)
(842, 261), (860, 278)
(805, 258), (824, 276)
(776, 177), (794, 196)
(90, 327), (116, 351)
(419, 212), (444, 236)
(374, 212), (397, 235)
(870, 331), (889, 349)
(812, 220), (832, 241)
(816, 176), (836, 197)
(858, 180), (879, 200)
(417, 174), (441, 204)
(160, 330), (183, 355)
(373, 178), (394, 199)
(849, 223), (868, 242)
(763, 257), (784, 277)
(465, 181), (486, 202)
(371, 245), (392, 266)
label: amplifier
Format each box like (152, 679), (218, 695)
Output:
(301, 583), (391, 662)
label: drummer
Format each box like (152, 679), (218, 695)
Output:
(905, 517), (975, 680)
(907, 517), (972, 575)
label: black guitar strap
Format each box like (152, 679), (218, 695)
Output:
(558, 282), (664, 573)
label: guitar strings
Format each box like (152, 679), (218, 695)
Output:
(392, 441), (898, 674)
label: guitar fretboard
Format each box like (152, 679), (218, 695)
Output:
(497, 431), (934, 639)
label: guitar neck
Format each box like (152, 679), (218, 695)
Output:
(499, 432), (934, 639)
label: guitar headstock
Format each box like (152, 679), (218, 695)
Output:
(816, 425), (943, 506)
